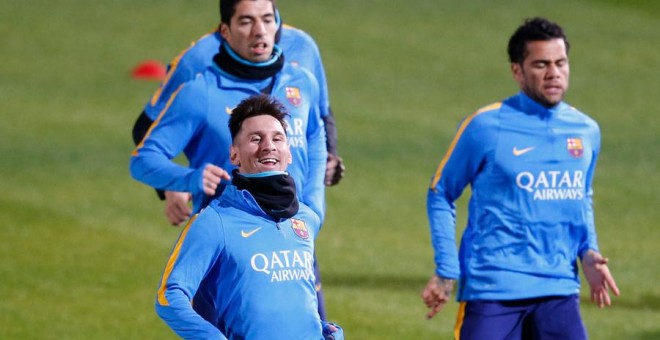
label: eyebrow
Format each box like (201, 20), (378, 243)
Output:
(236, 12), (274, 21)
(247, 130), (285, 136)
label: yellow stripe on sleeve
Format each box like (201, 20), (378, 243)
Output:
(157, 214), (199, 306)
(148, 52), (184, 107)
(148, 29), (217, 107)
(429, 103), (501, 190)
(131, 84), (185, 156)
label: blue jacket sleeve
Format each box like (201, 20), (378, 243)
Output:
(306, 37), (338, 157)
(306, 40), (330, 121)
(301, 78), (327, 222)
(427, 113), (494, 279)
(579, 122), (601, 258)
(130, 78), (207, 196)
(155, 211), (227, 339)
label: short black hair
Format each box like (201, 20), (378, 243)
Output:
(219, 0), (276, 24)
(507, 17), (570, 64)
(228, 94), (289, 142)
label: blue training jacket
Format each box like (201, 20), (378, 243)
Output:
(143, 27), (331, 121)
(130, 59), (327, 219)
(427, 91), (601, 301)
(155, 184), (324, 339)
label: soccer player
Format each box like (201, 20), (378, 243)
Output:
(155, 94), (343, 340)
(421, 17), (620, 339)
(132, 6), (343, 227)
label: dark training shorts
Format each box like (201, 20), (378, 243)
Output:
(454, 294), (586, 340)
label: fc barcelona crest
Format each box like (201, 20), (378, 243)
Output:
(566, 137), (584, 158)
(285, 87), (302, 107)
(291, 218), (309, 239)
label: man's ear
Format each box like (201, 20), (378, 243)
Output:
(220, 23), (230, 40)
(511, 63), (523, 84)
(285, 148), (292, 165)
(230, 145), (240, 166)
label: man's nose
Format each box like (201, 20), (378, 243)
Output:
(253, 20), (267, 36)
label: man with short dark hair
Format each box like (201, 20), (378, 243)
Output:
(155, 94), (343, 339)
(421, 17), (619, 339)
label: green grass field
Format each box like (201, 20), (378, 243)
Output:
(1, 0), (658, 338)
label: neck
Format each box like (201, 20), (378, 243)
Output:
(214, 41), (284, 80)
(232, 170), (298, 219)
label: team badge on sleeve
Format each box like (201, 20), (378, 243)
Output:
(566, 138), (584, 158)
(285, 87), (302, 107)
(291, 219), (309, 239)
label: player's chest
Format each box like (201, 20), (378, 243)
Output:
(225, 217), (314, 260)
(492, 120), (594, 177)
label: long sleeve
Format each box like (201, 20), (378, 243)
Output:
(302, 92), (327, 222)
(130, 79), (207, 196)
(306, 40), (337, 156)
(579, 124), (601, 258)
(155, 212), (227, 339)
(427, 110), (496, 279)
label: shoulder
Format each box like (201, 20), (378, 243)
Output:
(281, 24), (319, 48)
(284, 62), (317, 80)
(562, 104), (599, 129)
(185, 207), (225, 241)
(280, 63), (319, 90)
(179, 30), (221, 64)
(461, 102), (503, 132)
(173, 72), (214, 102)
(295, 203), (322, 230)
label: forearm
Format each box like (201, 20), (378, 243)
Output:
(130, 151), (202, 194)
(322, 108), (338, 156)
(132, 111), (166, 200)
(427, 188), (460, 279)
(156, 291), (226, 339)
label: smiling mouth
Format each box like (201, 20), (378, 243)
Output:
(259, 158), (279, 165)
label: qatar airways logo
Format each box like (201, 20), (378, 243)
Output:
(286, 118), (306, 148)
(250, 249), (315, 282)
(516, 170), (585, 200)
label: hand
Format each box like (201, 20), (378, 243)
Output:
(325, 154), (345, 186)
(582, 249), (620, 308)
(421, 275), (456, 319)
(322, 321), (344, 340)
(164, 191), (192, 226)
(202, 164), (231, 195)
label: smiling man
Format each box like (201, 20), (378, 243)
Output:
(421, 17), (619, 339)
(154, 95), (342, 340)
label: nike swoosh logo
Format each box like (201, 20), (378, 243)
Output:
(512, 146), (535, 156)
(241, 227), (262, 238)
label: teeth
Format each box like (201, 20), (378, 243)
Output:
(260, 158), (278, 164)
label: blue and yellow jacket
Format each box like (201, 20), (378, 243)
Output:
(155, 183), (324, 339)
(428, 91), (601, 301)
